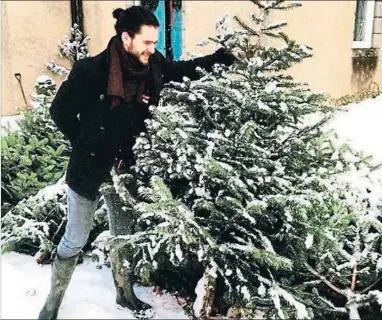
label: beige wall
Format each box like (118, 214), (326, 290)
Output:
(2, 1), (381, 116)
(183, 1), (381, 98)
(2, 1), (71, 116)
(1, 1), (136, 116)
(83, 1), (134, 56)
(274, 1), (356, 97)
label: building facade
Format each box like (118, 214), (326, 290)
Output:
(2, 0), (381, 116)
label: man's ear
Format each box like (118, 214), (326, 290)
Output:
(121, 31), (131, 47)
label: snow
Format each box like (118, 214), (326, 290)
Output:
(305, 234), (314, 249)
(345, 289), (361, 320)
(258, 282), (266, 297)
(193, 273), (207, 318)
(325, 95), (382, 165)
(277, 286), (310, 319)
(377, 257), (382, 271)
(1, 114), (24, 136)
(225, 268), (233, 276)
(175, 243), (184, 263)
(1, 252), (187, 319)
(240, 286), (251, 301)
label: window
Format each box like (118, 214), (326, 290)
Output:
(353, 0), (376, 48)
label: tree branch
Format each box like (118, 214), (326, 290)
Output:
(360, 275), (382, 294)
(52, 218), (66, 243)
(304, 262), (347, 297)
(351, 265), (357, 292)
(275, 115), (330, 154)
(234, 16), (260, 37)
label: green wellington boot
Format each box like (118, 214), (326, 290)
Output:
(38, 253), (79, 320)
(109, 242), (151, 312)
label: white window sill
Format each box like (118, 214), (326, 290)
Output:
(352, 40), (373, 49)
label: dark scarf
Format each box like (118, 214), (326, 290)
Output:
(107, 36), (150, 108)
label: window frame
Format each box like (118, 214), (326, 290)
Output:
(352, 0), (376, 49)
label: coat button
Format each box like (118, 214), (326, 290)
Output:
(99, 94), (105, 101)
(90, 152), (96, 156)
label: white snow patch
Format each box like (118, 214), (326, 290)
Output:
(240, 286), (251, 301)
(326, 95), (382, 165)
(193, 274), (207, 318)
(175, 244), (184, 263)
(305, 234), (314, 249)
(376, 257), (382, 271)
(225, 269), (233, 276)
(1, 252), (187, 319)
(1, 114), (24, 136)
(258, 282), (266, 297)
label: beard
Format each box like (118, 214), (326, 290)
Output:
(128, 44), (150, 65)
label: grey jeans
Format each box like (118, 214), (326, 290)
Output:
(57, 186), (99, 259)
(57, 185), (135, 260)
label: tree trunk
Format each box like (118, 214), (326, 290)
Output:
(193, 265), (217, 318)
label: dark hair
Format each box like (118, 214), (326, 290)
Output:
(113, 6), (159, 37)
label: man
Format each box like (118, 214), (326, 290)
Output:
(39, 5), (234, 319)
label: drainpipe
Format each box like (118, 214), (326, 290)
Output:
(70, 0), (84, 33)
(165, 0), (174, 61)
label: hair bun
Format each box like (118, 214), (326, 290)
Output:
(112, 8), (124, 20)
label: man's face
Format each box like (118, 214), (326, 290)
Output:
(122, 25), (159, 65)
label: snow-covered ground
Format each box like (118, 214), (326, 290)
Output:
(1, 94), (381, 319)
(1, 252), (187, 319)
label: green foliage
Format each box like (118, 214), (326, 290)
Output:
(1, 183), (109, 256)
(1, 184), (67, 255)
(1, 103), (70, 213)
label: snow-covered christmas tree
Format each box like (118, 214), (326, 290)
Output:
(107, 0), (381, 318)
(46, 23), (90, 77)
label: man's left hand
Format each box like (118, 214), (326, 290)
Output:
(213, 47), (236, 66)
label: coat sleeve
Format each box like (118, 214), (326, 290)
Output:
(162, 48), (234, 83)
(49, 60), (84, 145)
(162, 54), (217, 83)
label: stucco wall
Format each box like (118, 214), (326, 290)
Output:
(2, 1), (71, 116)
(182, 1), (381, 98)
(1, 1), (137, 116)
(83, 1), (134, 56)
(2, 1), (381, 116)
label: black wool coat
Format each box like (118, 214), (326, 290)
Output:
(50, 48), (225, 200)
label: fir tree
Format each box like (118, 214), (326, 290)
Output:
(1, 77), (68, 211)
(101, 1), (382, 317)
(46, 23), (90, 77)
(297, 168), (382, 319)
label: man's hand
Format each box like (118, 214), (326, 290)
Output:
(213, 47), (236, 66)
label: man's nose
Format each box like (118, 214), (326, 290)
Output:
(148, 44), (155, 55)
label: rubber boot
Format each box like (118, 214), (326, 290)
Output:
(38, 253), (79, 320)
(109, 241), (151, 312)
